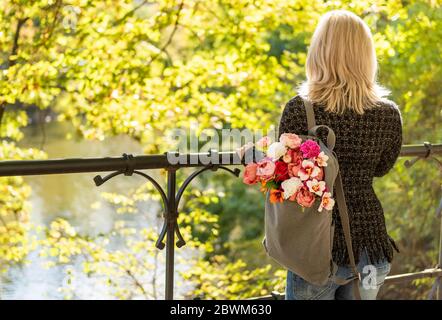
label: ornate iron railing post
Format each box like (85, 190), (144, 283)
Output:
(165, 168), (177, 300)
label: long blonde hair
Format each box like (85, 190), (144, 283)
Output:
(298, 10), (389, 114)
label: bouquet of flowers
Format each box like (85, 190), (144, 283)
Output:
(240, 133), (335, 212)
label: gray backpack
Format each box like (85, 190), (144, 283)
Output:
(262, 97), (361, 299)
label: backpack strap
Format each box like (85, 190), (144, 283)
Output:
(334, 169), (362, 300)
(308, 125), (336, 152)
(302, 97), (362, 300)
(303, 98), (336, 151)
(303, 97), (316, 129)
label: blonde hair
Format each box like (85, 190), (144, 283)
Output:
(298, 10), (389, 114)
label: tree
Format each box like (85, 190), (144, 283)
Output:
(0, 0), (441, 299)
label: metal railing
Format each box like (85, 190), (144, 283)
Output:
(0, 143), (441, 300)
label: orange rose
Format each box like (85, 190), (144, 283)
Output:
(243, 163), (258, 185)
(296, 187), (316, 208)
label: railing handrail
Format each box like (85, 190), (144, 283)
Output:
(0, 151), (241, 176)
(0, 143), (440, 177)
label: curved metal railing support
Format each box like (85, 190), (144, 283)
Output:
(175, 165), (241, 206)
(92, 153), (170, 249)
(92, 151), (241, 299)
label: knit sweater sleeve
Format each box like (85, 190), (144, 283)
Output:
(277, 96), (308, 139)
(374, 102), (403, 177)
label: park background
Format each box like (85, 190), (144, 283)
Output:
(0, 0), (441, 299)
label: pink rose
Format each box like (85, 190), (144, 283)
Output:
(288, 192), (298, 201)
(286, 149), (303, 165)
(296, 186), (316, 208)
(243, 163), (259, 185)
(256, 136), (271, 149)
(256, 157), (276, 181)
(280, 133), (302, 149)
(282, 155), (290, 163)
(282, 153), (292, 163)
(300, 140), (321, 159)
(288, 163), (302, 177)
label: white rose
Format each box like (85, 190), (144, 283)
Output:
(281, 177), (303, 199)
(267, 142), (287, 160)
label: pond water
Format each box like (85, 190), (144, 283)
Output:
(0, 120), (195, 299)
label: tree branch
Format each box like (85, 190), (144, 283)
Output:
(113, 0), (151, 26)
(151, 248), (159, 299)
(110, 259), (149, 299)
(125, 269), (149, 299)
(40, 0), (63, 48)
(0, 17), (29, 127)
(0, 104), (5, 129)
(9, 17), (29, 68)
(178, 22), (204, 45)
(146, 0), (184, 67)
(38, 109), (47, 150)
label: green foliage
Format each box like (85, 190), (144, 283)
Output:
(177, 186), (221, 252)
(181, 255), (285, 300)
(374, 159), (441, 299)
(39, 216), (164, 299)
(0, 141), (46, 272)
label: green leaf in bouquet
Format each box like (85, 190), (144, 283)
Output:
(265, 180), (279, 190)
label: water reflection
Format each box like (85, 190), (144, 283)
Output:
(0, 121), (193, 299)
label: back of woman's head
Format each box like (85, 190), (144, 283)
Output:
(299, 9), (389, 114)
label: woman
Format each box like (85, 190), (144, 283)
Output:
(279, 10), (403, 300)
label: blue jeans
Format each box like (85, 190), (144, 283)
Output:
(285, 248), (391, 300)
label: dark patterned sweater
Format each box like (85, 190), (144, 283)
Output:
(278, 95), (403, 266)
